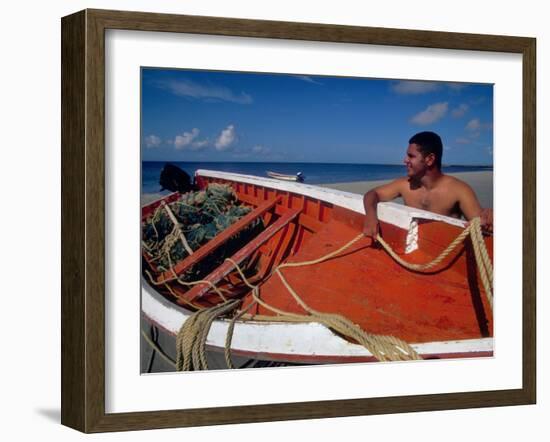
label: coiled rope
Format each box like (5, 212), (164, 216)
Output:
(176, 233), (422, 370)
(151, 216), (492, 370)
(227, 256), (422, 363)
(176, 299), (241, 371)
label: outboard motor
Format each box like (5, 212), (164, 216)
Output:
(159, 163), (195, 193)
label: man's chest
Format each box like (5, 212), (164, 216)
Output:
(403, 188), (457, 214)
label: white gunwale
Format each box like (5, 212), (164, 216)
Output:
(141, 170), (491, 362)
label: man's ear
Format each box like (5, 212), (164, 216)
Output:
(425, 153), (436, 167)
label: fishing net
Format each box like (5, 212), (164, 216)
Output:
(142, 183), (264, 282)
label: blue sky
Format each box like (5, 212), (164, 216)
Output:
(141, 68), (493, 165)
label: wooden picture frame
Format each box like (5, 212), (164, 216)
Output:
(61, 8), (536, 433)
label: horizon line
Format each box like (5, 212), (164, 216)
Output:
(141, 160), (493, 167)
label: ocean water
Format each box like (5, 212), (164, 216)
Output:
(142, 161), (492, 194)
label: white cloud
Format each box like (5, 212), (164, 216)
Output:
(192, 139), (209, 149)
(410, 102), (448, 125)
(464, 118), (492, 140)
(144, 134), (162, 148)
(451, 103), (469, 118)
(392, 81), (440, 95)
(215, 125), (236, 151)
(174, 128), (199, 150)
(466, 118), (482, 132)
(155, 79), (253, 104)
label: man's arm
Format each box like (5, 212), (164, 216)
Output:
(363, 179), (404, 238)
(456, 181), (493, 233)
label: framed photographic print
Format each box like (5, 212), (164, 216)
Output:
(61, 9), (536, 433)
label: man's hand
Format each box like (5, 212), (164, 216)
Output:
(363, 213), (379, 240)
(466, 208), (493, 234)
(479, 208), (493, 233)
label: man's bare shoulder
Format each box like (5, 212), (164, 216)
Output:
(439, 175), (478, 201)
(386, 176), (409, 188)
(367, 177), (409, 201)
(440, 174), (474, 191)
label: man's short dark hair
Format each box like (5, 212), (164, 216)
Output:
(409, 131), (443, 169)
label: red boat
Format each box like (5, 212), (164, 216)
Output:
(141, 169), (493, 368)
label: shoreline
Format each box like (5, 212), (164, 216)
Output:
(142, 170), (493, 209)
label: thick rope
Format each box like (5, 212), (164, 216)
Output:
(278, 234), (364, 269)
(144, 268), (228, 302)
(224, 301), (258, 369)
(166, 215), (492, 370)
(376, 217), (493, 309)
(222, 216), (493, 363)
(176, 299), (240, 371)
(467, 219), (494, 309)
(227, 258), (421, 362)
(274, 268), (420, 361)
(149, 205), (163, 247)
(162, 201), (194, 256)
(376, 225), (470, 272)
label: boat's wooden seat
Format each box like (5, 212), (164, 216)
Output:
(181, 205), (302, 302)
(155, 197), (282, 284)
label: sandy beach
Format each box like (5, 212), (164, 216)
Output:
(142, 192), (169, 205)
(142, 170), (493, 209)
(319, 171), (493, 209)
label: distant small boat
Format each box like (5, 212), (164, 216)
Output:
(266, 171), (304, 182)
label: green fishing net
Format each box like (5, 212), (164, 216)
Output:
(142, 183), (264, 281)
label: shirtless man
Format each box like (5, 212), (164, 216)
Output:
(363, 131), (493, 239)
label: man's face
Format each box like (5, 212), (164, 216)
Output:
(404, 143), (429, 178)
